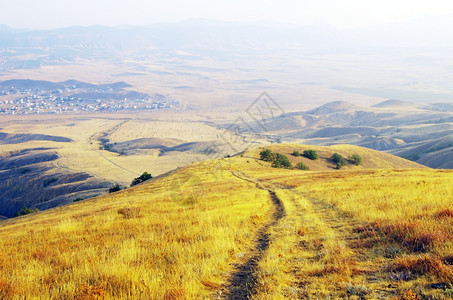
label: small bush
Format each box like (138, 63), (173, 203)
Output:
(73, 197), (84, 202)
(348, 154), (362, 166)
(296, 162), (310, 170)
(109, 184), (122, 193)
(15, 207), (39, 217)
(292, 150), (300, 157)
(131, 172), (152, 187)
(259, 149), (275, 162)
(331, 153), (348, 169)
(303, 149), (319, 160)
(272, 153), (292, 168)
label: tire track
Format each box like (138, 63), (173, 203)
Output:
(296, 192), (396, 299)
(223, 172), (285, 299)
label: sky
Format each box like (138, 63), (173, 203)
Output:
(2, 0), (453, 29)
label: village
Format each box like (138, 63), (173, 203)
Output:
(0, 81), (181, 115)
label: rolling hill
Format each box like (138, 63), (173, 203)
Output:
(1, 144), (451, 299)
(242, 100), (453, 169)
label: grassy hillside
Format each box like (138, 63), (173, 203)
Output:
(248, 143), (426, 171)
(0, 144), (452, 299)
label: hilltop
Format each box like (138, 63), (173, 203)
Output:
(249, 143), (425, 171)
(1, 144), (451, 299)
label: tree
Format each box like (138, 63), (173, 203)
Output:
(109, 184), (122, 193)
(292, 150), (300, 157)
(131, 172), (153, 187)
(348, 154), (363, 166)
(259, 149), (275, 162)
(296, 162), (309, 170)
(303, 149), (319, 160)
(331, 153), (348, 169)
(272, 153), (292, 168)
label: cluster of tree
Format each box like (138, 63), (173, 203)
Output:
(331, 153), (363, 169)
(15, 207), (39, 217)
(260, 149), (292, 168)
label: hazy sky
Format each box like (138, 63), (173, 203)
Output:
(2, 0), (453, 29)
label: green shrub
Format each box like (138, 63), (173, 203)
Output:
(331, 153), (348, 169)
(348, 154), (363, 166)
(109, 184), (123, 193)
(15, 207), (39, 217)
(131, 172), (153, 187)
(73, 197), (84, 202)
(296, 162), (309, 170)
(259, 149), (275, 162)
(272, 153), (292, 168)
(303, 149), (319, 160)
(292, 150), (300, 157)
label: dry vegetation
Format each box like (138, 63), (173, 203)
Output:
(0, 160), (272, 299)
(1, 144), (452, 299)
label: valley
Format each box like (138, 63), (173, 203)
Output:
(2, 96), (453, 219)
(1, 17), (453, 299)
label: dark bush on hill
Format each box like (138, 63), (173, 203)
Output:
(109, 184), (123, 193)
(303, 149), (319, 160)
(259, 149), (275, 162)
(296, 162), (310, 170)
(348, 154), (363, 166)
(272, 153), (292, 168)
(15, 207), (39, 217)
(131, 172), (153, 187)
(331, 153), (348, 169)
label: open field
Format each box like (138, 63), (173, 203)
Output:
(1, 144), (452, 298)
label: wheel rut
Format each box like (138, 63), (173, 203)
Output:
(221, 172), (285, 299)
(297, 192), (396, 299)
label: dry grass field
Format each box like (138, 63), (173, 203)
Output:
(0, 113), (247, 185)
(0, 144), (452, 299)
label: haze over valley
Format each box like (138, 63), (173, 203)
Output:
(1, 1), (453, 298)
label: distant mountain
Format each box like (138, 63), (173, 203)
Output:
(0, 79), (131, 91)
(1, 16), (453, 59)
(372, 99), (421, 108)
(308, 101), (359, 115)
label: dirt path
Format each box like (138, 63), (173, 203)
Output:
(222, 173), (285, 299)
(297, 192), (396, 299)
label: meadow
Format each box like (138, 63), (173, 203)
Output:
(0, 144), (452, 299)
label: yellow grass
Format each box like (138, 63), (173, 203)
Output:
(1, 144), (452, 299)
(0, 159), (272, 299)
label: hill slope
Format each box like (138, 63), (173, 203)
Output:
(248, 143), (425, 171)
(0, 144), (451, 299)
